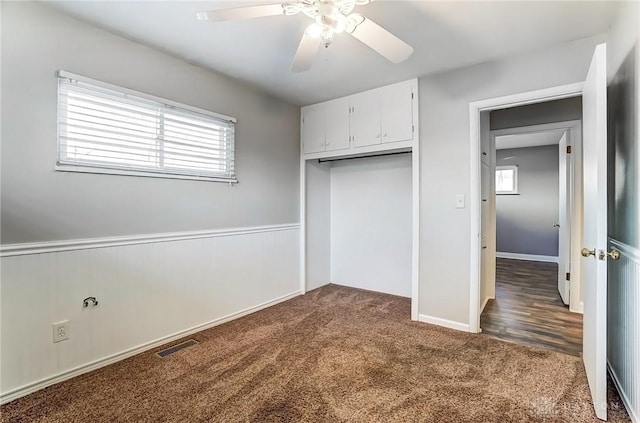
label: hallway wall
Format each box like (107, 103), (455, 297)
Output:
(490, 97), (582, 130)
(496, 145), (560, 258)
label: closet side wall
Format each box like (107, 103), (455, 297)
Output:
(305, 161), (332, 291)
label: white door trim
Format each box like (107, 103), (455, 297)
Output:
(469, 82), (584, 333)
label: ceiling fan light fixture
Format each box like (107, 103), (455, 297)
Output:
(197, 0), (412, 72)
(345, 13), (365, 34)
(282, 3), (303, 15)
(305, 22), (324, 39)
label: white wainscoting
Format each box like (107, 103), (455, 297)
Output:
(607, 238), (640, 423)
(0, 224), (300, 404)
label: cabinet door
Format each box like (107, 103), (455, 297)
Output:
(380, 83), (413, 143)
(324, 98), (350, 152)
(301, 104), (325, 154)
(350, 90), (381, 148)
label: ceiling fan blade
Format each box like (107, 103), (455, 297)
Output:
(196, 4), (284, 22)
(348, 15), (414, 63)
(290, 30), (322, 73)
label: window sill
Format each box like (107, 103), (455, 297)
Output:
(55, 164), (238, 184)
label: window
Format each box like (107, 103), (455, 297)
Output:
(57, 71), (236, 182)
(496, 165), (518, 194)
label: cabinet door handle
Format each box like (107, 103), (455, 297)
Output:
(376, 133), (380, 138)
(383, 133), (387, 137)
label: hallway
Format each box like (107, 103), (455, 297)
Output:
(480, 258), (583, 356)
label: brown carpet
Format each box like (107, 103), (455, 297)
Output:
(0, 285), (630, 422)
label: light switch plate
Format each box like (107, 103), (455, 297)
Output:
(456, 194), (465, 209)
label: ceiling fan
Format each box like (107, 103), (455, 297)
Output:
(196, 0), (414, 72)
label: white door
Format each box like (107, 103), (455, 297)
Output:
(581, 43), (608, 421)
(350, 90), (381, 147)
(380, 83), (413, 143)
(558, 132), (570, 304)
(324, 98), (351, 152)
(301, 104), (325, 154)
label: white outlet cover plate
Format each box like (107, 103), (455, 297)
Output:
(53, 321), (70, 343)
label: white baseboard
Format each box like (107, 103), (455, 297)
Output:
(570, 301), (584, 314)
(496, 252), (559, 263)
(480, 296), (493, 314)
(608, 361), (639, 423)
(418, 314), (470, 332)
(0, 290), (301, 405)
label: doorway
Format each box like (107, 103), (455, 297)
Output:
(488, 121), (583, 310)
(470, 44), (611, 421)
(478, 118), (584, 356)
(468, 84), (585, 334)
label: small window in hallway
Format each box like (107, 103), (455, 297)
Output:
(496, 165), (518, 194)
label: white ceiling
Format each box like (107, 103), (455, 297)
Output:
(496, 130), (565, 150)
(45, 1), (620, 105)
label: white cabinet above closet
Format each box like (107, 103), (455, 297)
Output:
(302, 98), (350, 154)
(301, 79), (418, 160)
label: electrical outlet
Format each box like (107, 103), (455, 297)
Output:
(52, 321), (70, 343)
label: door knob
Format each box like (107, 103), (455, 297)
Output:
(553, 223), (560, 228)
(581, 247), (596, 257)
(599, 249), (621, 261)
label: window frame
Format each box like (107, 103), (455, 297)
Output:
(56, 70), (238, 183)
(495, 165), (519, 195)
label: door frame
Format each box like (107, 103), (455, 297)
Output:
(487, 120), (583, 313)
(468, 82), (584, 333)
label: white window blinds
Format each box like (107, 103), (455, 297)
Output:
(57, 71), (236, 182)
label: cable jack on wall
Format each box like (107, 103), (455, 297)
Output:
(83, 297), (99, 308)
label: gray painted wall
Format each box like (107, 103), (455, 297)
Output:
(496, 145), (559, 257)
(608, 44), (638, 249)
(490, 97), (582, 130)
(417, 33), (606, 325)
(607, 2), (639, 419)
(0, 2), (300, 244)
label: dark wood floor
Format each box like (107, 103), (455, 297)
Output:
(480, 258), (583, 356)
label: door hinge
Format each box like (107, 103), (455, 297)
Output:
(411, 92), (414, 99)
(566, 272), (571, 281)
(566, 145), (572, 154)
(412, 125), (415, 133)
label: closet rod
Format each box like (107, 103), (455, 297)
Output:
(318, 150), (411, 163)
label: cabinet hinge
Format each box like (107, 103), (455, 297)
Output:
(412, 125), (415, 133)
(566, 272), (571, 281)
(566, 145), (572, 154)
